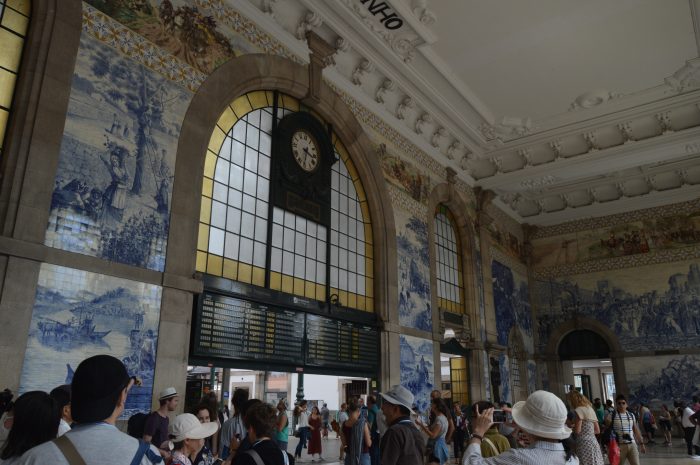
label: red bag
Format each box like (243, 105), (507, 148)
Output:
(608, 436), (621, 465)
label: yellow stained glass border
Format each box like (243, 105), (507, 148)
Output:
(435, 204), (465, 314)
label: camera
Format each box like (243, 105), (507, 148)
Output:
(492, 409), (506, 423)
(622, 433), (632, 441)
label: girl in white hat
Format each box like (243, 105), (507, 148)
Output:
(464, 390), (579, 465)
(168, 413), (219, 465)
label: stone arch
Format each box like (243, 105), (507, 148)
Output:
(543, 316), (627, 397)
(166, 52), (397, 322)
(426, 182), (478, 337)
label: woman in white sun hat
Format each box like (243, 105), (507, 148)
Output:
(168, 413), (219, 465)
(463, 390), (579, 465)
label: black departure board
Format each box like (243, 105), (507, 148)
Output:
(193, 292), (379, 375)
(194, 293), (305, 363)
(305, 314), (379, 371)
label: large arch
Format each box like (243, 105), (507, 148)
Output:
(165, 53), (399, 387)
(543, 316), (627, 398)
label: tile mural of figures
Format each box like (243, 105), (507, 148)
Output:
(534, 260), (700, 352)
(85, 0), (254, 74)
(399, 335), (434, 415)
(626, 354), (700, 407)
(45, 33), (191, 271)
(381, 155), (431, 204)
(527, 360), (537, 395)
(396, 209), (432, 332)
(531, 211), (700, 268)
(19, 264), (162, 419)
(491, 260), (533, 352)
(498, 353), (511, 404)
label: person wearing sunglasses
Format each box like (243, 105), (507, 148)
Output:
(604, 395), (645, 465)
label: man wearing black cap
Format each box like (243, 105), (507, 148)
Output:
(19, 354), (163, 464)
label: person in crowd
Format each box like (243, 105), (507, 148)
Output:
(638, 402), (655, 444)
(225, 399), (263, 459)
(465, 390), (578, 465)
(274, 399), (289, 452)
(307, 405), (323, 461)
(0, 391), (60, 464)
(320, 403), (330, 440)
(19, 354), (162, 464)
(192, 403), (217, 465)
(144, 386), (179, 459)
(293, 400), (310, 460)
(0, 402), (12, 453)
(657, 404), (672, 446)
(693, 396), (700, 412)
(199, 392), (221, 455)
(418, 398), (450, 465)
(221, 388), (250, 459)
(605, 399), (615, 416)
(430, 391), (455, 444)
(566, 390), (603, 465)
(338, 402), (349, 459)
(49, 385), (72, 437)
(470, 401), (509, 458)
(228, 402), (294, 465)
(682, 401), (699, 457)
(167, 413), (218, 465)
(452, 401), (467, 462)
(366, 396), (381, 465)
(605, 394), (645, 465)
(379, 385), (425, 465)
(592, 398), (605, 434)
(341, 402), (372, 465)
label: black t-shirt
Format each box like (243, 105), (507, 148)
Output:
(233, 439), (294, 465)
(144, 412), (169, 449)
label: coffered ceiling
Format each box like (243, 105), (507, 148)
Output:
(239, 0), (700, 225)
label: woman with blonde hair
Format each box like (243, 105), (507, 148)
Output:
(567, 390), (604, 465)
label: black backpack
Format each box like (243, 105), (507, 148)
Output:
(127, 412), (150, 438)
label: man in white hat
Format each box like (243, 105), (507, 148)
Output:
(464, 390), (579, 464)
(144, 387), (179, 459)
(378, 385), (425, 465)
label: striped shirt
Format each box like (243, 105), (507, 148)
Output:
(464, 440), (579, 465)
(610, 411), (636, 444)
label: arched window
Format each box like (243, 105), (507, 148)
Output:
(196, 91), (374, 312)
(0, 0), (30, 157)
(434, 204), (464, 314)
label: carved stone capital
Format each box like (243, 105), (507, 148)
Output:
(305, 31), (336, 105)
(296, 11), (323, 40)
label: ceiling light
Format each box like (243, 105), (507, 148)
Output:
(600, 360), (611, 363)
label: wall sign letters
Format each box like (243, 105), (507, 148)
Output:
(359, 0), (404, 30)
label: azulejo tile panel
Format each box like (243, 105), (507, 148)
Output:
(626, 354), (700, 407)
(491, 260), (533, 353)
(19, 263), (162, 419)
(399, 334), (434, 415)
(396, 207), (432, 332)
(45, 32), (192, 271)
(534, 259), (700, 352)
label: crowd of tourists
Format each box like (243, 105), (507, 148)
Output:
(1, 354), (700, 465)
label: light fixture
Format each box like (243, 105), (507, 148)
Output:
(600, 360), (611, 363)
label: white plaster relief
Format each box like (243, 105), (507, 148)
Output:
(446, 140), (463, 160)
(375, 78), (395, 103)
(352, 59), (374, 85)
(396, 96), (415, 120)
(411, 0), (437, 26)
(568, 89), (623, 111)
(431, 127), (447, 147)
(296, 10), (323, 40)
(335, 36), (350, 53)
(665, 58), (700, 93)
(415, 112), (432, 134)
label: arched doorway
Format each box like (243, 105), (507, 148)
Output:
(544, 317), (626, 400)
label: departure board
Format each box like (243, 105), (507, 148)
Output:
(305, 314), (379, 372)
(194, 293), (305, 363)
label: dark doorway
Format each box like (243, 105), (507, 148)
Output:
(558, 330), (609, 360)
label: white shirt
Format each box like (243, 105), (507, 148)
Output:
(682, 406), (696, 428)
(57, 418), (71, 437)
(297, 411), (310, 428)
(464, 440), (579, 465)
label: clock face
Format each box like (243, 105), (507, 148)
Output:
(291, 130), (320, 172)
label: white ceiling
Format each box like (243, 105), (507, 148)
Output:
(240, 0), (700, 225)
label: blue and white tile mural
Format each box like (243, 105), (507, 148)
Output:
(491, 260), (533, 352)
(396, 209), (432, 332)
(19, 264), (162, 419)
(399, 334), (434, 414)
(626, 354), (700, 407)
(527, 360), (537, 395)
(534, 260), (700, 352)
(44, 33), (192, 271)
(499, 353), (511, 404)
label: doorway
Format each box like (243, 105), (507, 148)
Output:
(558, 329), (616, 402)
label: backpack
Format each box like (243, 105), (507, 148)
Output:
(127, 412), (150, 439)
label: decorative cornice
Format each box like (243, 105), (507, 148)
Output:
(531, 198), (700, 239)
(388, 184), (428, 219)
(665, 58), (700, 93)
(485, 203), (524, 241)
(533, 243), (700, 279)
